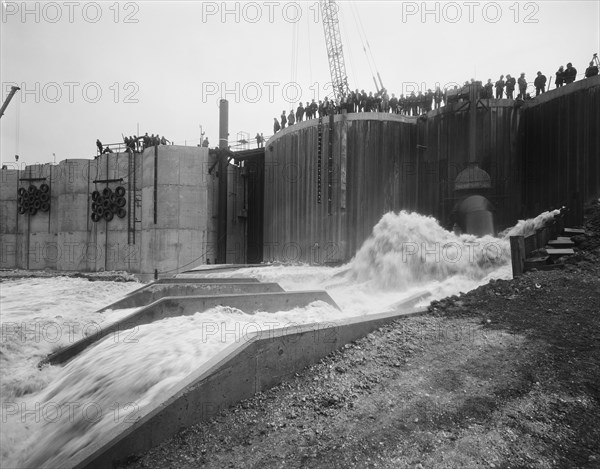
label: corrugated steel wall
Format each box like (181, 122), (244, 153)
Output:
(520, 76), (600, 217)
(263, 77), (599, 264)
(421, 100), (522, 230)
(263, 114), (417, 264)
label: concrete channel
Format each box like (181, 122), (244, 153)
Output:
(37, 271), (429, 468)
(66, 303), (426, 469)
(40, 289), (339, 367)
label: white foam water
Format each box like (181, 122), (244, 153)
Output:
(0, 210), (552, 468)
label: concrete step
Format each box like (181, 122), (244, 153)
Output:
(546, 248), (575, 256)
(99, 282), (285, 312)
(547, 239), (575, 248)
(563, 227), (585, 235)
(40, 291), (340, 367)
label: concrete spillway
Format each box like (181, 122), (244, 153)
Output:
(33, 271), (427, 469)
(64, 296), (425, 469)
(40, 278), (338, 367)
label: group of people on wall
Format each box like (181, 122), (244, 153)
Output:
(96, 133), (172, 155)
(272, 56), (599, 134)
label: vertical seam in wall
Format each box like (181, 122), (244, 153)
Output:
(105, 155), (109, 272)
(48, 166), (52, 233)
(154, 146), (158, 225)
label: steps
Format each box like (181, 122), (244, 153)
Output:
(524, 228), (582, 270)
(510, 207), (585, 276)
(39, 274), (340, 367)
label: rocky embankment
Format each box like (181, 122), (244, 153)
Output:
(122, 203), (600, 469)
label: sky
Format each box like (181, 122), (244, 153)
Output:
(1, 0), (599, 168)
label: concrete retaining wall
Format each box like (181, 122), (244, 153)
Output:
(99, 282), (285, 311)
(42, 290), (340, 366)
(0, 146), (217, 278)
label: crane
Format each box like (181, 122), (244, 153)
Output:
(0, 86), (20, 119)
(320, 1), (350, 102)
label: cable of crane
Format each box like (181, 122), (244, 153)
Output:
(290, 20), (299, 88)
(338, 2), (357, 91)
(305, 5), (313, 87)
(350, 2), (384, 91)
(349, 3), (376, 87)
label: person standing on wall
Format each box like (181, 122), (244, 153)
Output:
(280, 111), (287, 129)
(495, 75), (505, 98)
(555, 66), (565, 87)
(505, 74), (516, 99)
(534, 71), (547, 95)
(564, 62), (577, 84)
(518, 73), (527, 99)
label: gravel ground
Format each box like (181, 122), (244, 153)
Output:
(120, 204), (600, 469)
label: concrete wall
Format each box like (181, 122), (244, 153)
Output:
(0, 146), (217, 278)
(139, 145), (217, 280)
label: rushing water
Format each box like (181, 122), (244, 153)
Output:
(0, 210), (556, 468)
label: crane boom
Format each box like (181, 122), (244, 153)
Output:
(320, 0), (350, 102)
(0, 86), (20, 119)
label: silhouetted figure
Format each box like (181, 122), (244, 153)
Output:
(585, 61), (599, 78)
(555, 66), (565, 87)
(434, 87), (443, 108)
(483, 79), (493, 99)
(534, 71), (547, 95)
(310, 99), (318, 119)
(495, 75), (505, 98)
(390, 93), (398, 113)
(96, 139), (103, 155)
(280, 111), (287, 129)
(409, 92), (418, 116)
(505, 75), (516, 99)
(202, 137), (209, 147)
(518, 73), (527, 99)
(273, 118), (281, 134)
(103, 146), (113, 154)
(304, 101), (312, 120)
(287, 110), (295, 126)
(296, 103), (304, 123)
(564, 63), (577, 84)
(381, 91), (390, 113)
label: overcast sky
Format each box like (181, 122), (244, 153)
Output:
(1, 0), (598, 167)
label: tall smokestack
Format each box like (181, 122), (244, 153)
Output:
(217, 99), (229, 264)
